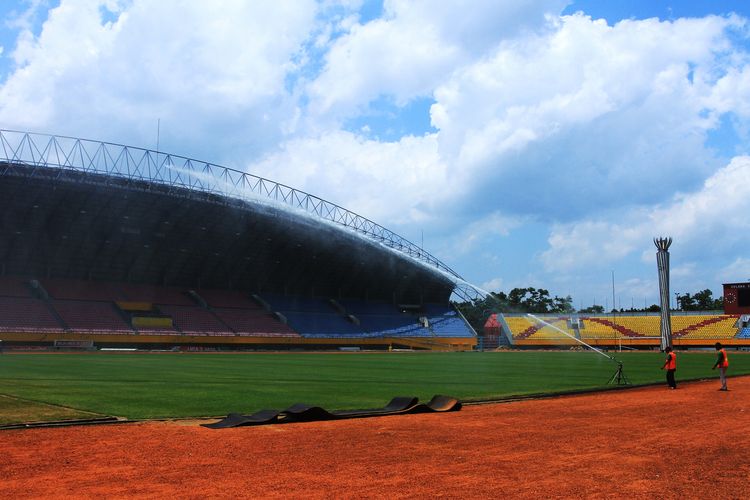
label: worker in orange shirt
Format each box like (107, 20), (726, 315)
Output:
(661, 346), (677, 389)
(712, 342), (729, 391)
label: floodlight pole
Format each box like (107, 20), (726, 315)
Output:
(654, 237), (673, 351)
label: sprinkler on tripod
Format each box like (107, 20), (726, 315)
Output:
(527, 314), (630, 386)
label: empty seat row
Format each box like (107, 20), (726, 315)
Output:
(0, 297), (64, 332)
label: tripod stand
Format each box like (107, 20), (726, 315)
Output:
(607, 362), (630, 385)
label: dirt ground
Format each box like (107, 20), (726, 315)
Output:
(2, 376), (748, 499)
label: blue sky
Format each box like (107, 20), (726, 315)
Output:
(2, 0), (750, 309)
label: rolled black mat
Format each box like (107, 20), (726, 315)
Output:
(202, 395), (460, 429)
(202, 409), (282, 429)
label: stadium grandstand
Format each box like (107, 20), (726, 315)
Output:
(485, 312), (749, 348)
(0, 130), (480, 351)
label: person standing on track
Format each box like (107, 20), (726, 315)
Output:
(661, 346), (677, 389)
(712, 342), (729, 391)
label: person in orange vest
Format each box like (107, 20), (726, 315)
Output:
(712, 342), (729, 391)
(661, 346), (677, 389)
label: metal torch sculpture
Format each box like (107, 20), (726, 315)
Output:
(654, 237), (673, 351)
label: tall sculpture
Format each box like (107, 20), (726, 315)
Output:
(654, 237), (673, 351)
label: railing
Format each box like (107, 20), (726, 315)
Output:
(0, 129), (486, 302)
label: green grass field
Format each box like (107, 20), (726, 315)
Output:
(1, 350), (748, 424)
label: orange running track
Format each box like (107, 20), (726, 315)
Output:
(2, 376), (749, 498)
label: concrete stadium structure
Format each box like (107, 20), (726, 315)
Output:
(0, 130), (479, 351)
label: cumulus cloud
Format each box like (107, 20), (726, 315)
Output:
(0, 0), (318, 160)
(445, 211), (526, 256)
(250, 10), (750, 239)
(305, 0), (566, 123)
(246, 130), (450, 225)
(717, 258), (750, 283)
(2, 1), (750, 304)
(480, 277), (504, 292)
(540, 156), (750, 272)
(431, 14), (745, 220)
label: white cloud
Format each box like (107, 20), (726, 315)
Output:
(717, 258), (750, 283)
(430, 14), (743, 218)
(2, 2), (750, 306)
(621, 278), (658, 305)
(446, 211), (526, 255)
(246, 130), (450, 225)
(0, 0), (318, 160)
(261, 10), (750, 237)
(5, 0), (49, 32)
(541, 156), (750, 272)
(480, 277), (504, 292)
(672, 263), (697, 278)
(305, 0), (566, 122)
(706, 66), (750, 118)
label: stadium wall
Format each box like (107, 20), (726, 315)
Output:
(0, 331), (475, 351)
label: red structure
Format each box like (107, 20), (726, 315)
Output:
(483, 313), (500, 336)
(723, 282), (750, 315)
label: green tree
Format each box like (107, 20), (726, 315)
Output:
(579, 305), (604, 314)
(677, 293), (696, 311)
(677, 289), (722, 311)
(454, 293), (508, 333)
(454, 287), (575, 333)
(552, 295), (575, 313)
(508, 287), (555, 313)
(693, 289), (715, 310)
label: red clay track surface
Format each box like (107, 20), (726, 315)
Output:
(3, 377), (749, 499)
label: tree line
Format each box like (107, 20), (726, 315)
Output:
(455, 287), (573, 333)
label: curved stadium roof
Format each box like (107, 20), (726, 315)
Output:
(0, 130), (483, 303)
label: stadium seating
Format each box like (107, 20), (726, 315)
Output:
(130, 315), (180, 335)
(265, 294), (338, 313)
(338, 299), (398, 315)
(266, 295), (362, 337)
(738, 327), (750, 339)
(0, 276), (32, 297)
(283, 311), (364, 337)
(580, 317), (646, 339)
(504, 316), (574, 340)
(0, 296), (65, 332)
(261, 297), (472, 338)
(119, 283), (195, 306)
(195, 289), (262, 309)
(42, 278), (125, 301)
(671, 315), (738, 339)
(156, 304), (230, 335)
(359, 314), (430, 337)
(578, 314), (738, 339)
(422, 304), (475, 337)
(212, 308), (298, 337)
(503, 316), (539, 339)
(344, 299), (431, 337)
(606, 316), (659, 337)
(51, 300), (132, 333)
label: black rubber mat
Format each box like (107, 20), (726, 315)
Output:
(333, 396), (419, 417)
(202, 395), (460, 429)
(421, 394), (463, 412)
(202, 409), (282, 429)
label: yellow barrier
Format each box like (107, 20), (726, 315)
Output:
(132, 316), (173, 328)
(116, 301), (153, 312)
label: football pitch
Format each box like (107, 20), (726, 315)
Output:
(1, 350), (748, 424)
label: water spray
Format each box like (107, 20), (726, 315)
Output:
(527, 314), (630, 385)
